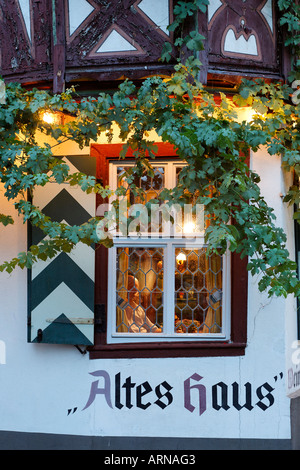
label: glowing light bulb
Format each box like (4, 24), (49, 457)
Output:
(42, 112), (61, 125)
(183, 221), (196, 233)
(176, 252), (187, 264)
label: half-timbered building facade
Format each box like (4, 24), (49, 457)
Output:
(0, 0), (298, 450)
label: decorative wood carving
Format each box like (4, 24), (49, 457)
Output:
(64, 0), (175, 84)
(0, 0), (175, 89)
(0, 0), (286, 91)
(207, 0), (279, 77)
(0, 0), (52, 85)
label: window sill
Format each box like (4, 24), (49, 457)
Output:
(88, 340), (246, 359)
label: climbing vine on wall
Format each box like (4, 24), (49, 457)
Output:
(0, 0), (300, 300)
(278, 0), (300, 80)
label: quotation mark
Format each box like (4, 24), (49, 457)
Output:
(274, 372), (283, 382)
(67, 407), (77, 415)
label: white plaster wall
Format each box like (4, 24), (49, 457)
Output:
(0, 143), (292, 440)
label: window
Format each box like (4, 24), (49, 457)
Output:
(91, 143), (248, 358)
(107, 159), (230, 343)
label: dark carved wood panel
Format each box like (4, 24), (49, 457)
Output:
(0, 0), (175, 88)
(0, 0), (53, 85)
(0, 0), (286, 91)
(207, 0), (279, 77)
(64, 0), (176, 83)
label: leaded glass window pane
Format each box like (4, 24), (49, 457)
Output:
(116, 247), (163, 333)
(108, 160), (228, 343)
(175, 248), (222, 334)
(117, 166), (165, 204)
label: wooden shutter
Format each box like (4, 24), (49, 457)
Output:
(27, 155), (96, 345)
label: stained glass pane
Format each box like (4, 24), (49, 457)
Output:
(116, 166), (165, 233)
(116, 247), (164, 333)
(175, 248), (223, 334)
(117, 166), (165, 204)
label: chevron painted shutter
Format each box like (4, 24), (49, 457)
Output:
(28, 155), (96, 345)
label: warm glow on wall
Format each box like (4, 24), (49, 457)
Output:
(42, 111), (62, 125)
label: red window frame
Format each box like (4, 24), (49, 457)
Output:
(89, 143), (248, 359)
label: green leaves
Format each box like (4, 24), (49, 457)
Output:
(185, 31), (205, 52)
(1, 27), (300, 300)
(161, 42), (173, 63)
(277, 0), (300, 80)
(0, 214), (14, 226)
(173, 0), (208, 20)
(161, 0), (208, 64)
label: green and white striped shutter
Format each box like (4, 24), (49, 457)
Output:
(28, 156), (96, 345)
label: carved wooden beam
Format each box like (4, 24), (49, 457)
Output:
(52, 0), (66, 93)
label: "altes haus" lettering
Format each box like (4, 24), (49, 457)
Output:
(82, 370), (277, 415)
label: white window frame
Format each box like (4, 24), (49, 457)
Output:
(106, 160), (231, 344)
